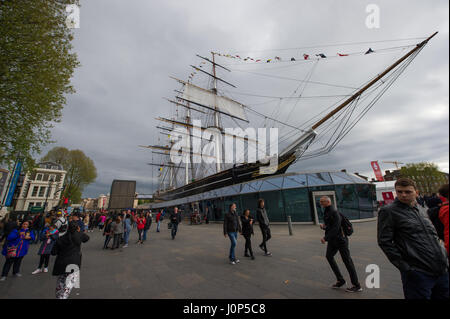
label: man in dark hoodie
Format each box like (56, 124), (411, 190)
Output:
(256, 199), (272, 256)
(320, 196), (362, 293)
(223, 203), (242, 265)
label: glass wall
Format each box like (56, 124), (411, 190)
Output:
(258, 190), (285, 222)
(282, 188), (312, 222)
(240, 192), (260, 217)
(335, 184), (360, 220)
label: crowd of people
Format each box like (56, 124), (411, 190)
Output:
(0, 180), (448, 299)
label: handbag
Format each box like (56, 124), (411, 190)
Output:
(6, 246), (17, 258)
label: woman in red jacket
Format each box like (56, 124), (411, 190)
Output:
(136, 214), (146, 244)
(438, 184), (449, 257)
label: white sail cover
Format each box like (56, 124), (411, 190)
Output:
(182, 82), (248, 122)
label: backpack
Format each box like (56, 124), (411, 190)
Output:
(339, 213), (353, 237)
(58, 218), (68, 233)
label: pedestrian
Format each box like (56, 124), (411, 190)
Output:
(54, 211), (68, 236)
(32, 223), (59, 274)
(143, 211), (152, 242)
(123, 214), (132, 247)
(156, 210), (162, 233)
(111, 216), (123, 250)
(256, 199), (272, 256)
(98, 214), (106, 231)
(169, 207), (181, 240)
(241, 209), (255, 260)
(438, 184), (449, 258)
(320, 196), (362, 292)
(1, 216), (19, 244)
(51, 221), (89, 299)
(378, 178), (449, 299)
(31, 212), (44, 244)
(102, 218), (113, 249)
(136, 214), (146, 244)
(1, 221), (35, 281)
(223, 203), (242, 265)
(83, 214), (90, 233)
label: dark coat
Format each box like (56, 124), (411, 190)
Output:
(323, 206), (345, 244)
(170, 212), (181, 225)
(223, 210), (242, 235)
(51, 231), (89, 276)
(377, 199), (448, 276)
(256, 208), (270, 228)
(240, 215), (254, 236)
(144, 215), (152, 230)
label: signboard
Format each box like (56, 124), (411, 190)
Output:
(30, 206), (44, 213)
(382, 192), (395, 205)
(371, 161), (384, 182)
(4, 159), (23, 207)
(108, 180), (136, 209)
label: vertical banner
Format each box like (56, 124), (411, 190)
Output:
(4, 159), (23, 207)
(382, 192), (395, 205)
(0, 169), (9, 201)
(371, 161), (384, 181)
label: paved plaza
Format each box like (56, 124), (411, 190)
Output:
(0, 220), (404, 299)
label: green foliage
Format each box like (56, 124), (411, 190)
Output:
(41, 147), (96, 204)
(400, 162), (448, 194)
(0, 0), (80, 171)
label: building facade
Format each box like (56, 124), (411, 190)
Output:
(150, 170), (377, 224)
(14, 162), (66, 212)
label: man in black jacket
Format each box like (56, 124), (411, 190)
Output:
(256, 199), (272, 256)
(320, 196), (362, 292)
(223, 203), (242, 265)
(170, 207), (181, 240)
(378, 178), (449, 299)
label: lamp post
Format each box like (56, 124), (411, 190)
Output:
(43, 176), (54, 212)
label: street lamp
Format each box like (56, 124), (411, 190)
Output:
(43, 176), (55, 212)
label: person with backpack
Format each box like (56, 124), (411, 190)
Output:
(319, 196), (362, 292)
(54, 212), (68, 236)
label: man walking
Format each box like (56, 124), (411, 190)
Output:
(170, 207), (181, 240)
(156, 210), (162, 232)
(320, 196), (362, 292)
(256, 199), (272, 256)
(223, 203), (242, 265)
(378, 178), (449, 299)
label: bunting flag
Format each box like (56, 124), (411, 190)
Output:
(316, 53), (327, 58)
(365, 48), (374, 54)
(291, 57), (296, 61)
(337, 53), (349, 56)
(303, 54), (309, 60)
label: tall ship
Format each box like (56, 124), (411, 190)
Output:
(142, 32), (438, 203)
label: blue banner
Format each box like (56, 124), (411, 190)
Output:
(4, 159), (22, 207)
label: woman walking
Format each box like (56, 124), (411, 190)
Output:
(123, 214), (132, 247)
(143, 211), (152, 242)
(51, 221), (89, 299)
(136, 214), (146, 244)
(32, 223), (59, 274)
(98, 214), (106, 231)
(1, 221), (35, 281)
(111, 217), (123, 250)
(240, 209), (255, 260)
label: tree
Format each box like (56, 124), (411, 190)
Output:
(41, 147), (97, 204)
(0, 0), (80, 171)
(399, 162), (448, 195)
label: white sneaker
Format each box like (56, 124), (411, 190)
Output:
(32, 269), (42, 275)
(230, 261), (236, 265)
(43, 268), (48, 273)
(13, 273), (22, 277)
(123, 244), (128, 248)
(0, 277), (6, 281)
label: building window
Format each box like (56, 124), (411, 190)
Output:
(35, 202), (42, 207)
(28, 202), (34, 211)
(31, 186), (39, 197)
(38, 186), (46, 197)
(36, 173), (43, 181)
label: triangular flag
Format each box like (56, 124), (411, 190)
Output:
(266, 59), (272, 63)
(275, 56), (281, 61)
(316, 53), (327, 58)
(291, 57), (296, 61)
(303, 54), (309, 60)
(337, 53), (349, 56)
(255, 59), (261, 62)
(365, 48), (374, 54)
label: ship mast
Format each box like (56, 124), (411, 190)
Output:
(211, 52), (222, 173)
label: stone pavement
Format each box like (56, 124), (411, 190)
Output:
(0, 220), (403, 299)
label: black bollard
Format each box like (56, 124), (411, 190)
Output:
(287, 215), (293, 236)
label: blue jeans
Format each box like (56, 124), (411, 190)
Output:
(400, 270), (449, 299)
(124, 231), (130, 245)
(143, 229), (148, 241)
(228, 232), (238, 261)
(171, 223), (178, 239)
(157, 221), (161, 232)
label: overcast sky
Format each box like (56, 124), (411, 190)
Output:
(41, 0), (449, 198)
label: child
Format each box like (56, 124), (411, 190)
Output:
(32, 223), (59, 274)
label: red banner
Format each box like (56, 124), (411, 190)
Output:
(371, 161), (384, 181)
(382, 192), (395, 205)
